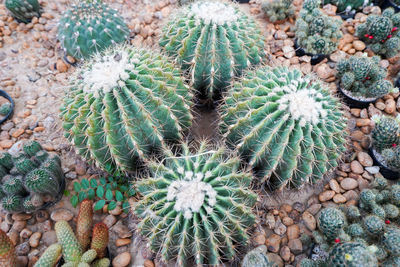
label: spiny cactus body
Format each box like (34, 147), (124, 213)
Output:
(57, 0), (129, 60)
(159, 1), (265, 100)
(261, 0), (294, 23)
(325, 0), (370, 14)
(220, 66), (347, 190)
(5, 0), (40, 23)
(77, 200), (93, 251)
(328, 242), (378, 267)
(135, 142), (257, 266)
(33, 244), (62, 267)
(0, 230), (16, 266)
(60, 45), (192, 175)
(90, 223), (108, 259)
(55, 221), (83, 263)
(241, 245), (278, 267)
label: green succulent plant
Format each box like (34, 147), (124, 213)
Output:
(5, 0), (41, 23)
(261, 0), (294, 23)
(241, 245), (278, 267)
(324, 0), (370, 14)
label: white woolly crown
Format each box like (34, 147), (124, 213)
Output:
(189, 1), (238, 25)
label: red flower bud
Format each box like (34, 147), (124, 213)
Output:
(393, 143), (397, 147)
(365, 76), (370, 80)
(392, 27), (398, 32)
(386, 220), (391, 224)
(335, 238), (341, 243)
(369, 35), (373, 39)
(364, 34), (369, 38)
(387, 34), (392, 39)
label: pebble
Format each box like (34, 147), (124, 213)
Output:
(42, 231), (57, 246)
(357, 152), (373, 167)
(15, 242), (30, 256)
(302, 211), (316, 231)
(287, 225), (300, 240)
(35, 210), (49, 223)
(112, 221), (132, 238)
(352, 40), (366, 51)
(306, 204), (321, 215)
(288, 239), (303, 255)
(103, 215), (117, 228)
(116, 238), (131, 247)
(112, 252), (131, 267)
(266, 214), (276, 229)
(143, 260), (155, 267)
(350, 161), (364, 174)
(56, 59), (68, 73)
(343, 190), (359, 201)
(280, 246), (291, 262)
(333, 194), (347, 204)
(12, 221), (27, 232)
(340, 178), (358, 190)
(50, 209), (74, 222)
(365, 166), (380, 174)
(274, 220), (287, 235)
(266, 234), (281, 253)
(318, 190), (335, 202)
(29, 232), (41, 248)
(19, 229), (32, 239)
(329, 179), (342, 193)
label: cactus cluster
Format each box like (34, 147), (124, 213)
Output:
(57, 0), (129, 60)
(261, 0), (295, 23)
(295, 0), (342, 55)
(241, 246), (278, 267)
(5, 0), (41, 23)
(220, 66), (347, 190)
(336, 55), (398, 99)
(371, 115), (400, 172)
(134, 142), (257, 266)
(302, 177), (400, 266)
(0, 140), (64, 213)
(324, 0), (370, 15)
(60, 45), (192, 175)
(159, 0), (265, 100)
(0, 230), (16, 266)
(356, 7), (400, 58)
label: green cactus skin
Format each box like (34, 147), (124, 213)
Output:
(60, 45), (192, 175)
(328, 242), (378, 267)
(159, 1), (265, 100)
(347, 223), (365, 238)
(0, 229), (16, 266)
(23, 140), (43, 157)
(2, 195), (23, 213)
(220, 66), (347, 190)
(241, 246), (278, 267)
(5, 0), (41, 23)
(383, 228), (400, 256)
(22, 194), (43, 212)
(324, 0), (370, 13)
(33, 150), (49, 164)
(80, 249), (97, 263)
(0, 103), (12, 117)
(0, 152), (13, 170)
(14, 158), (39, 175)
(261, 0), (294, 23)
(318, 208), (346, 241)
(40, 155), (63, 180)
(24, 169), (60, 196)
(178, 0), (194, 5)
(135, 142), (257, 266)
(382, 146), (400, 172)
(2, 175), (25, 195)
(33, 243), (62, 267)
(57, 1), (129, 60)
(55, 221), (83, 263)
(383, 256), (400, 267)
(92, 258), (110, 267)
(364, 215), (385, 236)
(356, 8), (400, 58)
(295, 0), (342, 55)
(371, 115), (400, 152)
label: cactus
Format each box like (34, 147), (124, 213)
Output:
(23, 140), (43, 157)
(80, 249), (97, 263)
(55, 221), (83, 263)
(328, 242), (378, 266)
(220, 66), (347, 190)
(178, 0), (194, 5)
(336, 55), (398, 99)
(92, 258), (110, 267)
(356, 8), (400, 58)
(0, 103), (12, 117)
(159, 1), (265, 100)
(57, 0), (129, 60)
(0, 230), (16, 266)
(324, 0), (370, 14)
(90, 223), (108, 259)
(0, 152), (14, 170)
(261, 0), (294, 23)
(317, 208), (346, 241)
(25, 169), (60, 196)
(135, 142), (257, 266)
(5, 0), (41, 23)
(241, 245), (278, 267)
(60, 45), (192, 175)
(77, 200), (93, 251)
(33, 244), (62, 267)
(295, 0), (342, 55)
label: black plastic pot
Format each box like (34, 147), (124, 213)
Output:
(337, 84), (377, 109)
(380, 0), (400, 12)
(338, 12), (356, 20)
(369, 147), (400, 180)
(294, 40), (328, 65)
(57, 248), (111, 267)
(235, 0), (250, 2)
(0, 90), (14, 125)
(395, 77), (400, 88)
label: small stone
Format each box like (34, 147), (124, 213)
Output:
(268, 253), (284, 267)
(288, 239), (303, 255)
(16, 256), (28, 267)
(112, 221), (132, 238)
(302, 211), (316, 231)
(385, 98), (396, 114)
(19, 228), (32, 239)
(266, 214), (276, 229)
(340, 178), (358, 190)
(282, 216), (294, 226)
(35, 210), (49, 223)
(266, 234), (281, 253)
(333, 194), (347, 204)
(353, 40), (366, 51)
(116, 238), (131, 247)
(287, 225), (300, 240)
(343, 190), (358, 201)
(50, 209), (73, 222)
(280, 246), (291, 262)
(357, 152), (373, 167)
(282, 46), (295, 59)
(253, 233), (266, 246)
(11, 128), (24, 138)
(350, 161), (364, 174)
(56, 59), (68, 73)
(103, 215), (117, 228)
(274, 220), (287, 235)
(42, 231), (57, 246)
(29, 232), (41, 248)
(319, 190), (335, 202)
(12, 221), (27, 232)
(15, 242), (30, 256)
(365, 166), (380, 174)
(306, 204), (321, 215)
(12, 214), (32, 221)
(143, 260), (155, 267)
(112, 252), (131, 267)
(329, 179), (342, 193)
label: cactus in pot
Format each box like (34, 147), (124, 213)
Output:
(261, 0), (295, 23)
(324, 0), (370, 16)
(5, 0), (41, 23)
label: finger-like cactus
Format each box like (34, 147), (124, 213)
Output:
(57, 0), (129, 60)
(77, 200), (93, 251)
(5, 0), (41, 23)
(220, 66), (347, 190)
(55, 221), (83, 263)
(0, 230), (16, 266)
(92, 258), (111, 267)
(90, 223), (108, 259)
(33, 243), (62, 267)
(159, 0), (265, 100)
(60, 45), (192, 175)
(135, 142), (257, 266)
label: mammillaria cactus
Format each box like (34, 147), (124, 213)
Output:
(5, 0), (41, 23)
(33, 244), (62, 267)
(57, 0), (129, 60)
(325, 0), (370, 15)
(60, 45), (192, 175)
(134, 142), (257, 266)
(356, 8), (400, 58)
(159, 0), (265, 100)
(220, 66), (347, 190)
(0, 140), (64, 213)
(327, 242), (378, 266)
(261, 0), (294, 23)
(0, 230), (16, 266)
(295, 0), (342, 55)
(336, 55), (398, 99)
(241, 245), (278, 267)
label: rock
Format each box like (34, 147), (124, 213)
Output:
(340, 178), (358, 190)
(253, 233), (266, 246)
(282, 46), (295, 59)
(29, 232), (41, 248)
(385, 98), (396, 114)
(353, 40), (366, 51)
(12, 214), (32, 221)
(15, 242), (30, 256)
(19, 228), (32, 239)
(56, 59), (68, 73)
(282, 216), (294, 226)
(16, 256), (28, 267)
(329, 179), (342, 193)
(365, 166), (380, 174)
(266, 234), (281, 253)
(50, 209), (73, 222)
(316, 64), (333, 79)
(274, 220), (287, 235)
(280, 246), (291, 262)
(266, 214), (276, 229)
(103, 215), (117, 228)
(112, 252), (131, 267)
(143, 260), (155, 267)
(333, 194), (347, 204)
(12, 221), (27, 232)
(357, 152), (373, 167)
(288, 239), (303, 255)
(116, 238), (131, 247)
(350, 160), (364, 174)
(343, 190), (358, 201)
(302, 211), (316, 231)
(287, 225), (300, 240)
(42, 231), (57, 246)
(112, 221), (132, 238)
(319, 190), (335, 202)
(268, 253), (284, 267)
(306, 204), (321, 215)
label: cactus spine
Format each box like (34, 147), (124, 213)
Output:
(5, 0), (41, 23)
(55, 221), (83, 263)
(33, 244), (62, 267)
(77, 200), (93, 251)
(90, 223), (108, 259)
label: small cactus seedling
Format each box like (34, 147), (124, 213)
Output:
(295, 0), (342, 55)
(159, 0), (265, 100)
(220, 66), (347, 190)
(60, 45), (192, 175)
(135, 142), (257, 266)
(5, 0), (41, 23)
(0, 230), (16, 266)
(356, 8), (400, 58)
(57, 0), (129, 60)
(261, 0), (294, 23)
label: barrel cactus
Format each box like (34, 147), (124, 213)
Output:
(134, 142), (257, 266)
(220, 66), (347, 190)
(0, 140), (64, 213)
(159, 0), (265, 100)
(318, 208), (346, 241)
(356, 8), (400, 58)
(5, 0), (41, 23)
(57, 0), (129, 60)
(60, 45), (192, 175)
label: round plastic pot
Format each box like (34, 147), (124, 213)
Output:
(294, 40), (328, 65)
(369, 147), (400, 180)
(0, 90), (14, 125)
(337, 84), (377, 109)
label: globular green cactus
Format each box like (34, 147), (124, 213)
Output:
(324, 0), (370, 14)
(241, 246), (278, 267)
(0, 152), (14, 170)
(60, 45), (192, 175)
(92, 258), (111, 267)
(57, 0), (129, 60)
(159, 1), (265, 100)
(0, 103), (12, 117)
(1, 195), (23, 213)
(295, 0), (342, 54)
(382, 146), (400, 172)
(33, 244), (62, 267)
(5, 0), (41, 23)
(23, 140), (43, 157)
(0, 230), (16, 266)
(328, 242), (378, 267)
(261, 0), (294, 23)
(77, 200), (93, 251)
(364, 215), (385, 235)
(383, 228), (400, 256)
(135, 142), (257, 266)
(356, 8), (400, 58)
(220, 66), (347, 190)
(90, 223), (108, 259)
(336, 55), (398, 99)
(24, 169), (60, 196)
(318, 208), (346, 241)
